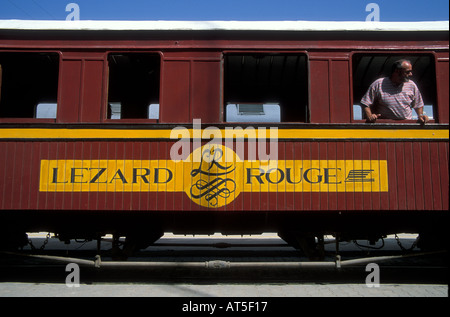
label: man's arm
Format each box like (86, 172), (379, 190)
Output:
(412, 82), (428, 123)
(414, 107), (429, 123)
(363, 105), (380, 122)
(360, 79), (381, 123)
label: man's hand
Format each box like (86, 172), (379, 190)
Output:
(418, 114), (429, 124)
(363, 106), (380, 123)
(366, 113), (381, 123)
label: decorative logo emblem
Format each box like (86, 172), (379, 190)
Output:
(188, 145), (238, 208)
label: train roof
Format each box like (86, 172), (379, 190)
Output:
(0, 19), (448, 32)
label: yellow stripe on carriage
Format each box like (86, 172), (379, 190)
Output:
(1, 127), (448, 140)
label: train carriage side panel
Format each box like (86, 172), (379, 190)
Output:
(436, 52), (449, 123)
(160, 52), (222, 123)
(57, 52), (105, 123)
(309, 52), (352, 123)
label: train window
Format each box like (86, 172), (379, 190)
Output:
(352, 54), (436, 121)
(107, 53), (160, 120)
(0, 52), (59, 119)
(224, 53), (308, 122)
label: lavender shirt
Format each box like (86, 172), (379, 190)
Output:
(360, 77), (424, 120)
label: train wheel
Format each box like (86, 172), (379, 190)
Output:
(417, 231), (447, 252)
(111, 231), (164, 260)
(1, 231), (28, 251)
(278, 231), (325, 260)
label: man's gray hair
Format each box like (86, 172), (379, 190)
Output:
(391, 59), (411, 75)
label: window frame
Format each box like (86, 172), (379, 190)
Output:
(103, 51), (163, 123)
(222, 50), (310, 124)
(350, 51), (438, 124)
(0, 50), (61, 123)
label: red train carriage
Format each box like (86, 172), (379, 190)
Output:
(0, 20), (448, 254)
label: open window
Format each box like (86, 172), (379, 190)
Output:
(0, 52), (59, 119)
(352, 54), (437, 121)
(107, 53), (160, 120)
(224, 53), (308, 122)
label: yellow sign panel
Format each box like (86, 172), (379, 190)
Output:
(40, 145), (388, 208)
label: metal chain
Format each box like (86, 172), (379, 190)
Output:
(394, 234), (419, 252)
(28, 232), (51, 251)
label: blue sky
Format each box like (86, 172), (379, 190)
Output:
(0, 0), (448, 21)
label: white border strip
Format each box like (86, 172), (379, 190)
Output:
(0, 20), (448, 32)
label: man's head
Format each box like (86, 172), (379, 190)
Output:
(391, 59), (413, 84)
